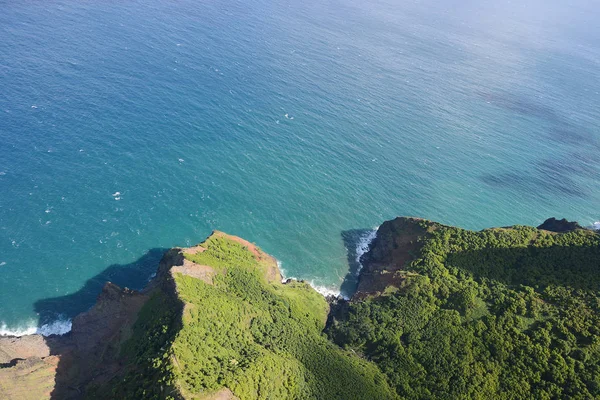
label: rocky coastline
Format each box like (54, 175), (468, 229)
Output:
(0, 217), (596, 399)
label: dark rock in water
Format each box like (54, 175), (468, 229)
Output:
(355, 217), (430, 299)
(537, 217), (583, 232)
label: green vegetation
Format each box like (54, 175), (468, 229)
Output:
(97, 221), (600, 400)
(172, 234), (396, 399)
(328, 222), (600, 399)
(109, 233), (397, 400)
(103, 290), (180, 399)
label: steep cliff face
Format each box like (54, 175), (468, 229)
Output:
(0, 231), (396, 400)
(0, 277), (153, 399)
(355, 217), (432, 298)
(0, 238), (211, 399)
(108, 231), (395, 400)
(4, 218), (598, 399)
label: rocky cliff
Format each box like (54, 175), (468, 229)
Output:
(2, 218), (597, 399)
(0, 231), (395, 400)
(329, 216), (600, 399)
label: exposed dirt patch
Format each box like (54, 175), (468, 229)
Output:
(0, 335), (50, 364)
(213, 231), (263, 259)
(0, 231), (285, 399)
(172, 260), (216, 284)
(184, 245), (206, 255)
(0, 356), (59, 400)
(205, 388), (239, 400)
(0, 282), (150, 400)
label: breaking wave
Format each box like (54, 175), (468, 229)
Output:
(278, 260), (344, 298)
(354, 228), (377, 275)
(0, 317), (72, 337)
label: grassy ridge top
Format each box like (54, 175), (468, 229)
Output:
(111, 232), (397, 400)
(328, 218), (600, 399)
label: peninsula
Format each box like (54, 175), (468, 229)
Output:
(1, 217), (599, 399)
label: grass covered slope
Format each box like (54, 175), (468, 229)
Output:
(328, 218), (600, 399)
(113, 232), (397, 400)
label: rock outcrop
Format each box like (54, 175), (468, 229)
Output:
(0, 242), (211, 399)
(2, 219), (594, 398)
(537, 217), (583, 232)
(354, 217), (430, 298)
(0, 231), (284, 400)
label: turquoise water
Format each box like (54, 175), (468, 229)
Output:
(1, 0), (599, 333)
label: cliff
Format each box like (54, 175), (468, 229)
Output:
(0, 231), (395, 400)
(2, 218), (599, 399)
(329, 217), (600, 399)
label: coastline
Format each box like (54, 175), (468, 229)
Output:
(3, 218), (598, 338)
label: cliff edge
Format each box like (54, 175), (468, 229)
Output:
(0, 231), (396, 400)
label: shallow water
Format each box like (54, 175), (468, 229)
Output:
(1, 0), (599, 333)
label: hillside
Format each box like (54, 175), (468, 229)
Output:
(35, 232), (392, 399)
(327, 217), (600, 399)
(2, 218), (599, 399)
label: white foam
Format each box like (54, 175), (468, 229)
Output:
(36, 319), (72, 336)
(0, 318), (71, 337)
(0, 322), (36, 336)
(279, 260), (346, 299)
(592, 221), (600, 231)
(277, 261), (299, 283)
(112, 191), (121, 197)
(0, 262), (6, 266)
(308, 281), (346, 299)
(354, 228), (378, 276)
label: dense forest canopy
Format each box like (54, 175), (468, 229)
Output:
(327, 220), (600, 399)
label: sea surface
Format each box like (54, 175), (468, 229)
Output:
(1, 0), (599, 334)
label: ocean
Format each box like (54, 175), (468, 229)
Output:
(1, 0), (599, 334)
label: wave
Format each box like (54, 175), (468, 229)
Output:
(277, 228), (378, 300)
(278, 260), (345, 299)
(0, 317), (72, 337)
(37, 318), (72, 336)
(0, 321), (37, 337)
(354, 228), (377, 276)
(591, 221), (600, 231)
(307, 281), (345, 299)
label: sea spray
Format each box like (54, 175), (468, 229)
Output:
(354, 228), (377, 276)
(278, 260), (344, 298)
(37, 318), (72, 336)
(307, 281), (344, 299)
(0, 317), (72, 337)
(0, 322), (37, 337)
(276, 227), (379, 300)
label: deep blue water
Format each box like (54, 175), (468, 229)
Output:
(1, 0), (599, 334)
